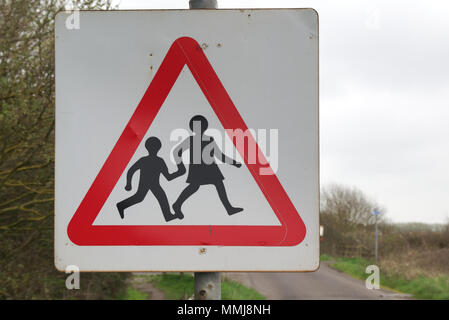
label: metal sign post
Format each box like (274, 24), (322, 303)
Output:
(189, 0), (221, 301)
(189, 0), (217, 9)
(373, 208), (380, 263)
(375, 213), (378, 263)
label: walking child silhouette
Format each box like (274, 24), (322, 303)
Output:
(172, 115), (244, 219)
(116, 137), (185, 222)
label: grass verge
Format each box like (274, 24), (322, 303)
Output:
(324, 255), (449, 300)
(320, 254), (332, 262)
(148, 273), (265, 300)
(120, 287), (149, 300)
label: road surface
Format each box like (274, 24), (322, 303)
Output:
(225, 263), (411, 300)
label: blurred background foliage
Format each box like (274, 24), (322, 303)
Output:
(0, 0), (129, 299)
(320, 184), (449, 278)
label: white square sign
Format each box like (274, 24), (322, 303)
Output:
(55, 9), (319, 271)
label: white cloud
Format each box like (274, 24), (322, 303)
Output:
(113, 0), (449, 223)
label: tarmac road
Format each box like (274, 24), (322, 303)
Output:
(225, 262), (411, 300)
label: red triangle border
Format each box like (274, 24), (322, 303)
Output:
(67, 37), (306, 246)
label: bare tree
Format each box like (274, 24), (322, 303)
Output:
(320, 184), (386, 255)
(321, 184), (385, 226)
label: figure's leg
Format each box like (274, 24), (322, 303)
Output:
(149, 185), (177, 222)
(214, 181), (243, 216)
(172, 184), (200, 219)
(116, 188), (148, 219)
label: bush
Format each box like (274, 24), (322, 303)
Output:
(320, 184), (384, 256)
(0, 0), (129, 300)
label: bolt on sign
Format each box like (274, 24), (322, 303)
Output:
(55, 9), (319, 271)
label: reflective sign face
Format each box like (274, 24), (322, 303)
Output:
(55, 9), (319, 271)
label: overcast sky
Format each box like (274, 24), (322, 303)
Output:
(112, 0), (449, 224)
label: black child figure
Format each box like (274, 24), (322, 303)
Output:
(116, 137), (185, 222)
(172, 115), (243, 219)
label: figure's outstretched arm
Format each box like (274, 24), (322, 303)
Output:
(212, 139), (241, 167)
(161, 161), (186, 181)
(125, 160), (141, 191)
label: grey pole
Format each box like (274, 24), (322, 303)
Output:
(189, 0), (218, 9)
(374, 213), (378, 264)
(194, 271), (222, 300)
(189, 0), (222, 301)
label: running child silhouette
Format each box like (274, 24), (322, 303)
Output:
(172, 115), (243, 219)
(116, 137), (185, 222)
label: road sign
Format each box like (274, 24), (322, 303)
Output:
(373, 209), (381, 215)
(55, 9), (319, 271)
(67, 36), (306, 247)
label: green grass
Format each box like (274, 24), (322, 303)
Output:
(221, 277), (266, 300)
(149, 273), (265, 300)
(120, 287), (149, 300)
(323, 255), (449, 300)
(320, 254), (332, 262)
(331, 256), (370, 280)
